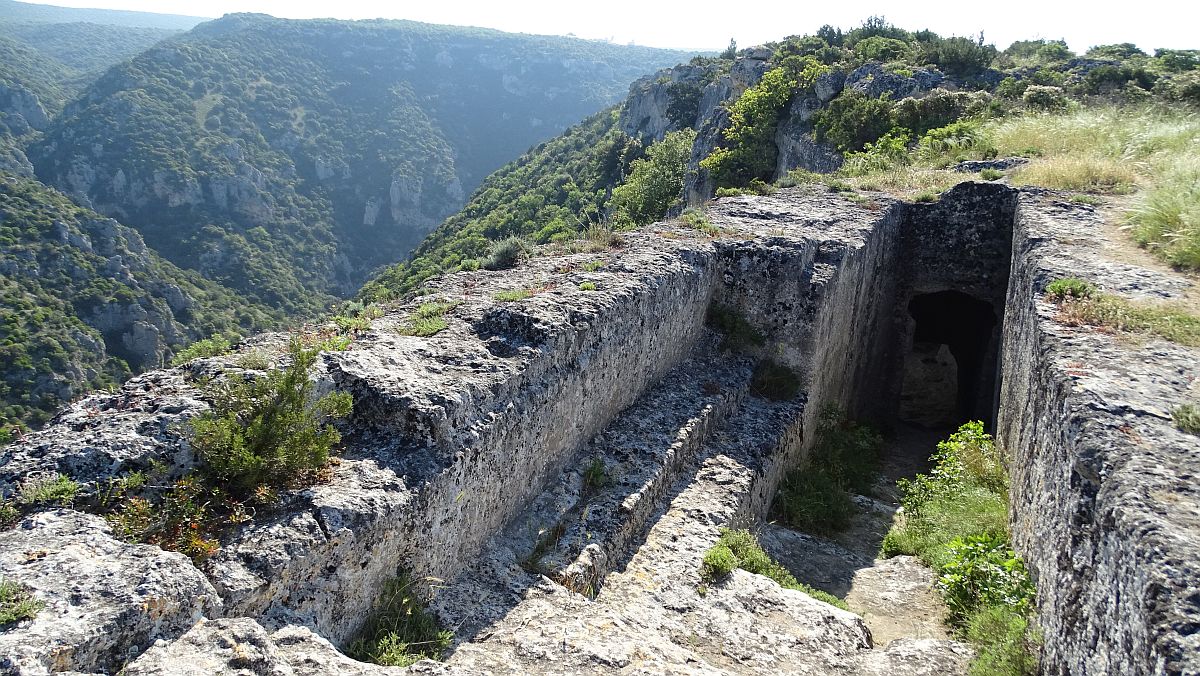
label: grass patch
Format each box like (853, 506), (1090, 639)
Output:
(582, 260), (605, 272)
(17, 474), (79, 507)
(582, 457), (609, 494)
(1172, 404), (1200, 435)
(348, 572), (452, 667)
(979, 168), (1004, 181)
(578, 281), (597, 291)
(773, 409), (882, 535)
(1129, 156), (1200, 269)
(749, 359), (801, 401)
(705, 303), (765, 351)
(680, 207), (719, 236)
(493, 289), (533, 302)
(881, 422), (1040, 675)
(700, 528), (849, 610)
(0, 579), (42, 627)
(1010, 155), (1137, 194)
(1049, 287), (1200, 347)
(399, 301), (457, 337)
(1045, 277), (1097, 301)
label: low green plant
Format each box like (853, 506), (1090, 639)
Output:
(750, 359), (801, 401)
(679, 208), (719, 236)
(965, 606), (1042, 676)
(0, 501), (18, 529)
(1070, 194), (1103, 205)
(1128, 157), (1200, 270)
(700, 528), (848, 610)
(171, 335), (234, 366)
(582, 260), (605, 272)
(190, 339), (353, 497)
(1172, 404), (1200, 435)
(578, 282), (598, 291)
(481, 237), (527, 271)
(18, 474), (79, 507)
(1052, 291), (1200, 347)
(235, 352), (271, 370)
(105, 472), (222, 561)
(0, 579), (43, 627)
(706, 304), (765, 351)
(980, 168), (1005, 181)
(938, 534), (1035, 623)
(0, 425), (12, 446)
(1045, 277), (1096, 301)
(399, 301), (457, 337)
(458, 259), (480, 272)
(582, 457), (609, 493)
(913, 191), (939, 203)
(773, 409), (882, 534)
(348, 572), (453, 667)
(493, 289), (533, 302)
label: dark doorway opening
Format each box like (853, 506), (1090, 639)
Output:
(899, 290), (998, 428)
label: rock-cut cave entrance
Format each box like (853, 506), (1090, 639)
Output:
(898, 290), (999, 429)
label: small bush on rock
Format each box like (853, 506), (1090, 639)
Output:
(701, 528), (848, 609)
(171, 334), (235, 366)
(1172, 404), (1200, 435)
(0, 579), (43, 628)
(481, 237), (527, 271)
(191, 339), (353, 497)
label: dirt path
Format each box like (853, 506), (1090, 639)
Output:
(1094, 197), (1200, 313)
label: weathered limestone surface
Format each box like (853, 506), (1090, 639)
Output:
(2, 185), (1195, 675)
(0, 510), (222, 674)
(998, 192), (1200, 676)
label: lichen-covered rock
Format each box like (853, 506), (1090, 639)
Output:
(0, 510), (222, 674)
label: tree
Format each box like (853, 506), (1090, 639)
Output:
(611, 128), (697, 226)
(720, 39), (737, 60)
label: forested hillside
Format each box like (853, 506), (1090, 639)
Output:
(0, 173), (273, 427)
(362, 20), (1200, 301)
(29, 14), (694, 316)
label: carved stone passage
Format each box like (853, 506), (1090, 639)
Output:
(1, 183), (1196, 676)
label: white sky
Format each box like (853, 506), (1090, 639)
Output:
(16, 0), (1200, 53)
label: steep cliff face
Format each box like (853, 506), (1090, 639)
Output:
(27, 14), (694, 312)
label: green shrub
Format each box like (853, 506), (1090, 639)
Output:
(190, 339), (353, 497)
(578, 282), (598, 291)
(398, 301), (457, 337)
(916, 120), (996, 164)
(855, 36), (912, 62)
(481, 237), (527, 271)
(106, 472), (222, 561)
(1128, 157), (1200, 270)
(0, 579), (43, 627)
(171, 334), (234, 366)
(1172, 404), (1200, 435)
(919, 36), (998, 79)
(348, 572), (453, 667)
(702, 58), (830, 188)
(458, 259), (480, 272)
(774, 466), (857, 535)
(701, 528), (849, 609)
(1022, 86), (1069, 111)
(841, 128), (913, 175)
(1045, 277), (1097, 301)
(980, 168), (1004, 181)
(706, 304), (764, 350)
(913, 191), (940, 203)
(814, 90), (897, 152)
(679, 208), (719, 236)
(938, 534), (1035, 623)
(610, 129), (696, 226)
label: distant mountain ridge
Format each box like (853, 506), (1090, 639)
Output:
(0, 0), (205, 30)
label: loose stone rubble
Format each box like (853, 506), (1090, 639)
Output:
(1, 183), (1195, 675)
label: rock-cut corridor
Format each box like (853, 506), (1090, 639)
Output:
(1, 183), (1196, 675)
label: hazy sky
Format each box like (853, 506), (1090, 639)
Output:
(18, 0), (1200, 52)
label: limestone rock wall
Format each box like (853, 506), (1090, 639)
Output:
(998, 192), (1199, 675)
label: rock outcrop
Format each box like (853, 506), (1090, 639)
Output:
(1, 184), (1196, 675)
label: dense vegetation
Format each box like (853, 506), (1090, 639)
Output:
(882, 422), (1039, 676)
(0, 173), (273, 427)
(28, 14), (692, 316)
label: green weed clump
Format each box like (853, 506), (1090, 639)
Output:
(171, 334), (234, 366)
(493, 289), (533, 303)
(399, 301), (457, 337)
(700, 528), (848, 610)
(773, 409), (882, 534)
(1045, 277), (1096, 301)
(191, 339), (353, 497)
(1172, 404), (1200, 435)
(979, 168), (1005, 181)
(17, 474), (79, 507)
(348, 573), (453, 667)
(679, 208), (719, 236)
(481, 237), (527, 271)
(578, 282), (598, 292)
(0, 579), (43, 627)
(1047, 285), (1200, 347)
